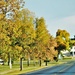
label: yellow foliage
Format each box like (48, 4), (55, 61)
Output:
(15, 45), (22, 51)
(0, 33), (5, 39)
(0, 0), (5, 6)
(0, 14), (5, 20)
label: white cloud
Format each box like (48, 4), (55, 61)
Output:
(47, 15), (75, 38)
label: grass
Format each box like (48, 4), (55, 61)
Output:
(5, 66), (46, 75)
(0, 64), (47, 75)
(0, 65), (9, 72)
(0, 57), (74, 75)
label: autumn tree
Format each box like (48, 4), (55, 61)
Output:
(0, 20), (9, 61)
(0, 0), (25, 70)
(12, 8), (35, 70)
(35, 17), (50, 66)
(55, 29), (70, 56)
(46, 36), (58, 61)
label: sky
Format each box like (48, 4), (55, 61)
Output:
(25, 0), (75, 38)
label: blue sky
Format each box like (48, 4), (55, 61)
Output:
(25, 0), (75, 38)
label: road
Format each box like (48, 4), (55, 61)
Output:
(20, 61), (75, 75)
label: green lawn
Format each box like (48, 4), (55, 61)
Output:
(0, 63), (47, 75)
(0, 57), (74, 75)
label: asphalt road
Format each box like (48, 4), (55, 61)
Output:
(20, 61), (75, 75)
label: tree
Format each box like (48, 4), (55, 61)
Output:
(35, 17), (50, 66)
(0, 0), (35, 70)
(12, 8), (35, 70)
(0, 0), (34, 70)
(35, 17), (50, 45)
(46, 36), (58, 61)
(0, 0), (25, 64)
(56, 29), (70, 57)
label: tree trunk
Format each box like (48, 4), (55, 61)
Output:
(9, 57), (12, 69)
(8, 53), (10, 66)
(39, 57), (42, 66)
(39, 59), (41, 66)
(57, 51), (60, 60)
(45, 61), (47, 66)
(27, 58), (30, 66)
(20, 58), (23, 71)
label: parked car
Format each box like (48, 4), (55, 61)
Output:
(0, 59), (4, 65)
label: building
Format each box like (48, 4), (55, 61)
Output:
(70, 35), (75, 57)
(61, 50), (70, 57)
(70, 46), (75, 57)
